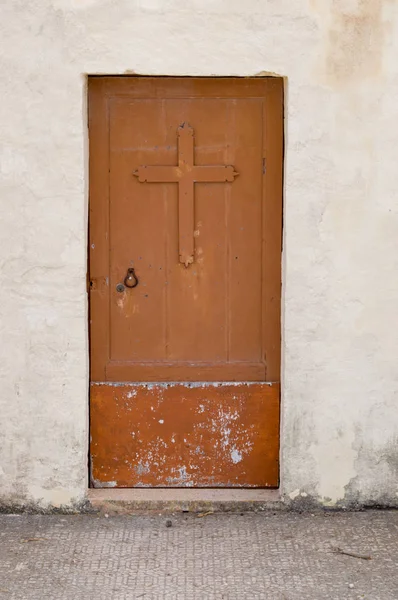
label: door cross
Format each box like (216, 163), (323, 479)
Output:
(134, 123), (238, 267)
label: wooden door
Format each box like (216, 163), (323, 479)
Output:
(89, 77), (283, 488)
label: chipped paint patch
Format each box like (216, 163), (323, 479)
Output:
(309, 430), (357, 504)
(166, 466), (193, 486)
(289, 489), (301, 500)
(134, 462), (150, 476)
(231, 449), (243, 464)
(91, 479), (117, 489)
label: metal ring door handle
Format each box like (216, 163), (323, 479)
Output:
(123, 267), (139, 289)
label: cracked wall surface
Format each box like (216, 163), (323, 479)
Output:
(0, 0), (398, 508)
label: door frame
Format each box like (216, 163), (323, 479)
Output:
(87, 75), (284, 488)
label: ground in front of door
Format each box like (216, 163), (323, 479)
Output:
(0, 511), (397, 599)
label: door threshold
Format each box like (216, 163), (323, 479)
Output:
(87, 488), (281, 514)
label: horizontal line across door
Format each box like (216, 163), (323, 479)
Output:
(89, 76), (280, 100)
(105, 362), (266, 382)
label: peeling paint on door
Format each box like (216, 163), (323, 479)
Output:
(90, 383), (280, 488)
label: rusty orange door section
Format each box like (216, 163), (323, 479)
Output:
(88, 77), (283, 487)
(90, 383), (280, 488)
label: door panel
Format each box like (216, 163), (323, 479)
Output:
(90, 382), (280, 488)
(108, 98), (263, 373)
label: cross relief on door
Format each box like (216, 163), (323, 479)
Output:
(133, 123), (239, 267)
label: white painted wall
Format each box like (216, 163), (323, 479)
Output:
(1, 0), (397, 508)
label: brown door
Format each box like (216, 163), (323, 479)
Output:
(88, 77), (283, 488)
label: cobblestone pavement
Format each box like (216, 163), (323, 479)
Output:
(0, 511), (397, 599)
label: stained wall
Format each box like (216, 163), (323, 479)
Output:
(0, 0), (397, 507)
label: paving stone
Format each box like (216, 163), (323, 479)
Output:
(0, 511), (397, 599)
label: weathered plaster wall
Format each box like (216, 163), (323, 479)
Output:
(0, 0), (397, 508)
